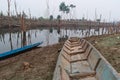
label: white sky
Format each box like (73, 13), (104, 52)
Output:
(0, 0), (120, 21)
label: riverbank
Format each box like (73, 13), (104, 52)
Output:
(0, 34), (120, 80)
(0, 16), (115, 30)
(0, 42), (64, 80)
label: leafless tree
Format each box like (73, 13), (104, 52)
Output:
(14, 0), (18, 16)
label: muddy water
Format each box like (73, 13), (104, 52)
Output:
(0, 27), (108, 53)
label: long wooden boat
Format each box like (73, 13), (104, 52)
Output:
(0, 41), (43, 58)
(53, 37), (120, 80)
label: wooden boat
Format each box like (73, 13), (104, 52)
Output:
(0, 42), (43, 58)
(53, 37), (120, 80)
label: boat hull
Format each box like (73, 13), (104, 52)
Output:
(0, 42), (43, 59)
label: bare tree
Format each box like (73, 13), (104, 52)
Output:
(14, 0), (18, 16)
(29, 8), (31, 19)
(7, 0), (11, 15)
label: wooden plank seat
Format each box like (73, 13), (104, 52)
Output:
(64, 40), (85, 51)
(65, 39), (85, 48)
(71, 61), (96, 75)
(68, 37), (81, 43)
(63, 42), (88, 56)
(64, 43), (82, 50)
(65, 39), (84, 46)
(62, 44), (93, 63)
(69, 71), (96, 79)
(65, 42), (82, 48)
(61, 49), (87, 63)
(79, 76), (96, 80)
(63, 65), (96, 80)
(63, 47), (84, 55)
(64, 68), (96, 80)
(67, 38), (81, 44)
(63, 61), (96, 80)
(70, 45), (93, 63)
(65, 41), (81, 48)
(70, 53), (87, 63)
(68, 38), (81, 43)
(67, 40), (86, 50)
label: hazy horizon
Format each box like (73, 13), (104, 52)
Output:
(0, 0), (120, 22)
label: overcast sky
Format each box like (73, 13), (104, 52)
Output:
(0, 0), (120, 21)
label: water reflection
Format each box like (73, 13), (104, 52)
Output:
(0, 26), (118, 53)
(9, 32), (13, 50)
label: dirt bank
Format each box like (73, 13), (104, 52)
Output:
(0, 42), (64, 80)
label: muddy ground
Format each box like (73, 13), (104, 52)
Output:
(0, 34), (120, 80)
(0, 43), (64, 80)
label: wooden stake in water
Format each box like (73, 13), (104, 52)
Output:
(7, 0), (13, 50)
(20, 12), (26, 47)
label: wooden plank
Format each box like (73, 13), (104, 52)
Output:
(79, 54), (87, 60)
(63, 47), (71, 55)
(80, 77), (96, 80)
(84, 46), (93, 59)
(65, 41), (81, 48)
(69, 71), (95, 78)
(66, 39), (81, 44)
(71, 54), (81, 61)
(68, 37), (81, 42)
(88, 49), (101, 70)
(64, 44), (74, 51)
(62, 49), (71, 62)
(68, 42), (89, 55)
(65, 41), (83, 48)
(70, 49), (85, 55)
(69, 45), (84, 51)
(63, 46), (85, 55)
(80, 40), (86, 48)
(71, 61), (93, 74)
(71, 54), (87, 63)
(70, 46), (93, 63)
(67, 39), (81, 44)
(65, 39), (84, 48)
(70, 59), (87, 63)
(61, 55), (71, 73)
